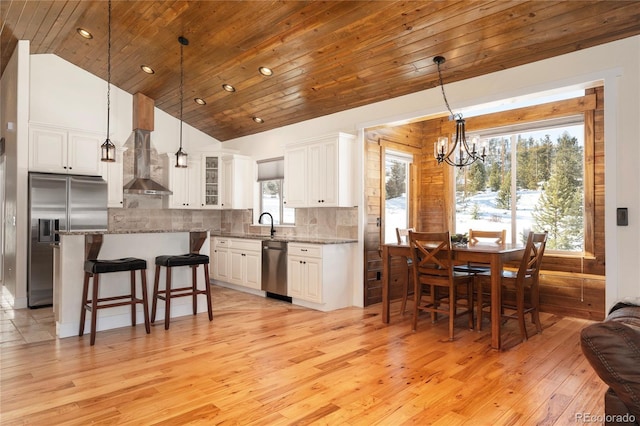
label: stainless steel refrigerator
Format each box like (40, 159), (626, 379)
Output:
(28, 173), (108, 307)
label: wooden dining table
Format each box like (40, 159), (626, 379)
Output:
(381, 241), (525, 350)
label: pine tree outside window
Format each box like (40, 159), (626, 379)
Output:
(384, 150), (412, 243)
(454, 119), (585, 253)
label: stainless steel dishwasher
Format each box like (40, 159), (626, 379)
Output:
(261, 240), (291, 302)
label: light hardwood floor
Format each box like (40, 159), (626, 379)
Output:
(0, 285), (607, 425)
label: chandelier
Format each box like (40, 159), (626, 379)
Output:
(175, 36), (189, 168)
(432, 56), (485, 168)
(100, 0), (116, 162)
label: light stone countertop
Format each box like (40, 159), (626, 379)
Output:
(57, 229), (208, 236)
(211, 232), (357, 245)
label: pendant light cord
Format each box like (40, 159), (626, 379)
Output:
(106, 0), (111, 137)
(179, 37), (184, 150)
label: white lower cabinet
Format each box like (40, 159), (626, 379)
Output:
(212, 238), (261, 291)
(287, 242), (356, 311)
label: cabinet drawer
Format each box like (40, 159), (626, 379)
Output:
(214, 237), (230, 248)
(288, 243), (322, 258)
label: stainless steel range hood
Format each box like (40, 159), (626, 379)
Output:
(123, 93), (172, 195)
(123, 129), (172, 195)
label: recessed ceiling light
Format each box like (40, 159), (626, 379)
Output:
(194, 98), (206, 105)
(258, 66), (273, 76)
(77, 28), (93, 39)
(222, 83), (236, 92)
(140, 65), (155, 74)
(252, 116), (264, 124)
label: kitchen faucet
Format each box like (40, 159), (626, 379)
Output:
(258, 212), (275, 238)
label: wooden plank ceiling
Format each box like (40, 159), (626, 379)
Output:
(2, 1), (640, 142)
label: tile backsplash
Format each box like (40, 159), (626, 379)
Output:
(109, 206), (357, 240)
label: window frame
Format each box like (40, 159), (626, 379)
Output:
(259, 178), (294, 225)
(446, 92), (597, 258)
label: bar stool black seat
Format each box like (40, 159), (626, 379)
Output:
(79, 241), (150, 346)
(151, 249), (213, 330)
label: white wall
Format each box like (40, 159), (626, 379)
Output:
(29, 54), (222, 154)
(223, 36), (640, 311)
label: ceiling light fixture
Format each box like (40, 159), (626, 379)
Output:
(77, 28), (93, 39)
(100, 0), (116, 162)
(140, 65), (155, 74)
(258, 66), (273, 76)
(222, 83), (236, 92)
(432, 56), (485, 168)
(252, 116), (264, 124)
(194, 97), (206, 105)
(175, 36), (189, 168)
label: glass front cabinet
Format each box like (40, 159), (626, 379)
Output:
(202, 155), (221, 208)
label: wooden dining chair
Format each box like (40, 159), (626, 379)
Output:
(396, 227), (415, 316)
(409, 231), (474, 340)
(477, 231), (548, 342)
(453, 229), (506, 330)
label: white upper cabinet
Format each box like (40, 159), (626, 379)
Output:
(284, 132), (356, 208)
(283, 145), (307, 208)
(221, 154), (252, 210)
(200, 153), (252, 210)
(201, 154), (221, 209)
(166, 154), (202, 209)
(102, 147), (127, 208)
(29, 124), (102, 176)
(165, 152), (252, 210)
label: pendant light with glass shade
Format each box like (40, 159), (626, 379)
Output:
(100, 0), (116, 162)
(432, 56), (485, 168)
(175, 36), (189, 168)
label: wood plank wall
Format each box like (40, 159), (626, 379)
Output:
(363, 87), (606, 320)
(363, 124), (423, 307)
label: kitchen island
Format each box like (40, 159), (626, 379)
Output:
(54, 230), (210, 338)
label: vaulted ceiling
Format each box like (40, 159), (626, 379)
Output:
(2, 1), (640, 141)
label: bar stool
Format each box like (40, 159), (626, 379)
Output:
(79, 234), (150, 346)
(151, 231), (213, 330)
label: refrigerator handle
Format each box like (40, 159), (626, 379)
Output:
(54, 219), (60, 242)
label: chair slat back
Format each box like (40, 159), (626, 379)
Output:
(396, 227), (415, 245)
(408, 231), (452, 282)
(516, 231), (548, 281)
(468, 229), (506, 244)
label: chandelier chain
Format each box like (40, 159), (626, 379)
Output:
(435, 59), (460, 121)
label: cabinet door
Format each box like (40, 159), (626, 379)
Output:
(229, 249), (244, 285)
(287, 256), (304, 298)
(104, 156), (124, 208)
(187, 158), (202, 208)
(214, 248), (230, 281)
(222, 156), (232, 209)
(168, 166), (189, 208)
(202, 156), (221, 209)
(308, 141), (337, 206)
(304, 258), (322, 303)
(283, 146), (307, 207)
(29, 127), (67, 173)
(67, 132), (102, 175)
(244, 251), (261, 290)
